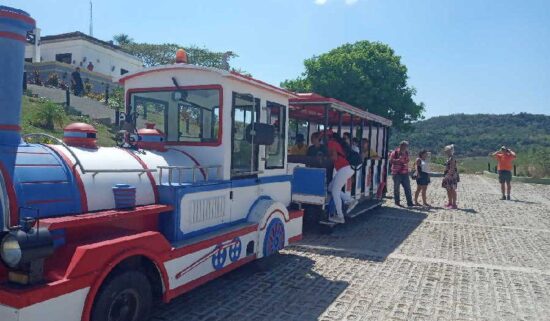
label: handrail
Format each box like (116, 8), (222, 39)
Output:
(158, 165), (223, 185)
(23, 133), (86, 173)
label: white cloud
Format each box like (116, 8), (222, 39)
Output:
(314, 0), (359, 6)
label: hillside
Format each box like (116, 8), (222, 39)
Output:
(390, 113), (550, 157)
(21, 96), (116, 147)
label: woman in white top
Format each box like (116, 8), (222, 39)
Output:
(414, 150), (431, 206)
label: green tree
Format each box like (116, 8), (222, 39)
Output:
(113, 34), (239, 70)
(113, 33), (133, 46)
(281, 41), (424, 128)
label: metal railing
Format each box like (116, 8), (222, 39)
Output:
(158, 165), (223, 185)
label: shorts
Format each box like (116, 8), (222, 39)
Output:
(498, 170), (512, 183)
(416, 172), (430, 186)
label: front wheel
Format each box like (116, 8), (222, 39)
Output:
(91, 270), (152, 321)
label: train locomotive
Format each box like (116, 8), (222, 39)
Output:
(0, 6), (303, 321)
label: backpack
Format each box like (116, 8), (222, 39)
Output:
(346, 149), (362, 167)
(330, 135), (362, 168)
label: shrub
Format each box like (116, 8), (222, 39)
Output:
(30, 100), (66, 130)
(46, 73), (59, 87)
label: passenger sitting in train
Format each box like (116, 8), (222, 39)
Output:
(343, 132), (360, 153)
(306, 132), (328, 157)
(361, 138), (380, 160)
(326, 131), (358, 224)
(289, 133), (308, 155)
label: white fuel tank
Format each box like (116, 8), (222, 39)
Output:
(53, 145), (208, 213)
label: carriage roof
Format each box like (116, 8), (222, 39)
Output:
(289, 93), (392, 127)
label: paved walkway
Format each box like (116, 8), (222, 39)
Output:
(151, 175), (550, 321)
(27, 84), (114, 123)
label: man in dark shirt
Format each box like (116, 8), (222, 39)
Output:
(71, 67), (84, 96)
(307, 132), (328, 157)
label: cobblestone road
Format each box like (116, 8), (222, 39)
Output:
(151, 175), (550, 321)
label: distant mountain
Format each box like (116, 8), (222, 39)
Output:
(390, 113), (550, 157)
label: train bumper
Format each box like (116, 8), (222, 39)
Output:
(0, 287), (89, 321)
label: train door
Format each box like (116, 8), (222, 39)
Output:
(230, 92), (261, 221)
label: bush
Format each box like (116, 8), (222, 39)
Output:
(30, 100), (66, 130)
(46, 73), (59, 87)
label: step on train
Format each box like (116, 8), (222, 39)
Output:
(0, 6), (390, 321)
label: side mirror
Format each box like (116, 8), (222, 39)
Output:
(245, 123), (275, 145)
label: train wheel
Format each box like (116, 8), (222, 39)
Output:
(91, 270), (152, 321)
(262, 218), (285, 257)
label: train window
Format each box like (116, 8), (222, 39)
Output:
(129, 88), (220, 144)
(231, 93), (260, 177)
(265, 101), (286, 169)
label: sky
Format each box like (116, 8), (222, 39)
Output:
(6, 0), (550, 118)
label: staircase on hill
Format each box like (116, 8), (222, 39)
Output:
(26, 84), (115, 124)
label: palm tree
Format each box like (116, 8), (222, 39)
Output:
(113, 34), (133, 46)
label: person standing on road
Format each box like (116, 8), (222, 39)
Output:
(442, 144), (459, 209)
(414, 150), (431, 206)
(491, 146), (516, 200)
(390, 141), (413, 207)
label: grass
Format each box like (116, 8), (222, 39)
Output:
(21, 96), (117, 147)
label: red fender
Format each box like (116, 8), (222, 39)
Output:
(74, 231), (172, 321)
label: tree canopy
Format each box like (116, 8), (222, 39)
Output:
(390, 113), (550, 157)
(113, 34), (239, 71)
(281, 41), (424, 128)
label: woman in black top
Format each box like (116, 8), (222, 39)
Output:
(414, 150), (431, 206)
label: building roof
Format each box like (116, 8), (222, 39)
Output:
(39, 31), (139, 61)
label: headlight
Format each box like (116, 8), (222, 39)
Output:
(1, 234), (22, 268)
(0, 224), (54, 284)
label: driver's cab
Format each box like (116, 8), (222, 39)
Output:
(119, 63), (295, 242)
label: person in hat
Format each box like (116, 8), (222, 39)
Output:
(491, 146), (516, 200)
(442, 144), (459, 209)
(289, 133), (307, 155)
(390, 140), (414, 207)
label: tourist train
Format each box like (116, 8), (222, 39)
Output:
(0, 6), (390, 321)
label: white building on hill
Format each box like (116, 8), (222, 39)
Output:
(25, 31), (143, 79)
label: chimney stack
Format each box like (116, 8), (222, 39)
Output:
(0, 6), (36, 146)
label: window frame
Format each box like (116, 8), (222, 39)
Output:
(230, 92), (260, 179)
(265, 101), (286, 170)
(126, 85), (223, 146)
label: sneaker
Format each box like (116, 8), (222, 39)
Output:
(500, 195), (506, 200)
(328, 215), (345, 224)
(346, 199), (359, 213)
(507, 195), (511, 200)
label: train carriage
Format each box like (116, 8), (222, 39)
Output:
(287, 93), (392, 227)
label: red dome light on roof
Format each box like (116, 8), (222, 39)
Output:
(136, 123), (166, 152)
(175, 49), (188, 64)
(63, 122), (98, 149)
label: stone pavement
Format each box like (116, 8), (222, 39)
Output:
(151, 175), (550, 321)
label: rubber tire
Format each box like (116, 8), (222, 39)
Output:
(91, 270), (152, 321)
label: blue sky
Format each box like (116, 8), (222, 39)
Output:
(7, 0), (550, 118)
